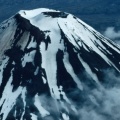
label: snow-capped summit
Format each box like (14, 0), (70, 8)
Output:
(0, 8), (120, 120)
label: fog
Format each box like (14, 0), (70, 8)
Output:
(35, 69), (120, 120)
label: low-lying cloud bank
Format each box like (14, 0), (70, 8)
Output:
(35, 69), (120, 120)
(104, 27), (120, 44)
(104, 27), (120, 39)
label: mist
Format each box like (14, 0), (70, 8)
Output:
(104, 27), (120, 44)
(33, 69), (120, 120)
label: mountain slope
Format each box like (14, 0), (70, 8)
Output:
(0, 8), (120, 120)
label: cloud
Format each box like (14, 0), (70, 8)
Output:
(75, 69), (120, 120)
(104, 27), (120, 40)
(77, 69), (120, 120)
(32, 69), (120, 120)
(77, 86), (120, 120)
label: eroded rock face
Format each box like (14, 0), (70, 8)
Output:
(0, 8), (120, 120)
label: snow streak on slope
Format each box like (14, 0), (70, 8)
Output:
(0, 8), (120, 120)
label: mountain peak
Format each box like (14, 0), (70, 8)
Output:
(0, 8), (120, 120)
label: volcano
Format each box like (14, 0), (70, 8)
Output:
(0, 8), (120, 120)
